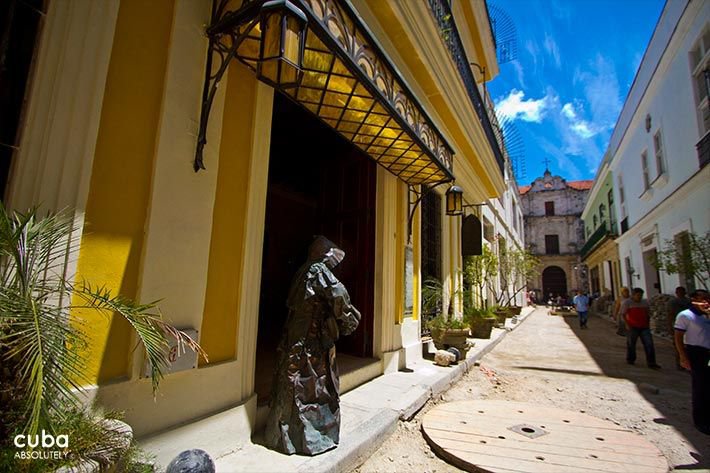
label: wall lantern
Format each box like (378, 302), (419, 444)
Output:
(257, 0), (307, 89)
(406, 182), (488, 243)
(194, 0), (308, 172)
(445, 185), (464, 216)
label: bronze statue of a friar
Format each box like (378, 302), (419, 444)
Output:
(265, 236), (361, 455)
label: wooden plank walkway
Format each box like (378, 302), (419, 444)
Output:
(422, 400), (668, 473)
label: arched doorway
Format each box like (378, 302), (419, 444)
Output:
(542, 266), (567, 299)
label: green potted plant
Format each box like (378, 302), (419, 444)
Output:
(466, 307), (496, 339)
(427, 314), (470, 348)
(491, 305), (511, 325)
(422, 278), (471, 358)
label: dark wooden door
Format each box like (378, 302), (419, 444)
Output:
(318, 148), (376, 357)
(0, 0), (44, 199)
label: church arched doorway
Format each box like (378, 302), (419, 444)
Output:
(542, 266), (567, 299)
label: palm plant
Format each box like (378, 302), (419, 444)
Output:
(422, 277), (469, 331)
(0, 205), (206, 464)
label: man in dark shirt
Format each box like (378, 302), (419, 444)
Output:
(620, 288), (661, 369)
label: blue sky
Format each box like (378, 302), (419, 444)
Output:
(487, 0), (665, 184)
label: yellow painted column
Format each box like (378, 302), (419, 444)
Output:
(395, 181), (407, 324)
(373, 168), (400, 356)
(72, 0), (175, 384)
(198, 63), (262, 364)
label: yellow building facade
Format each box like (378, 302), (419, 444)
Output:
(6, 0), (505, 442)
(581, 163), (622, 305)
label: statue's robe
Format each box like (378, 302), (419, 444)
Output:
(265, 239), (361, 456)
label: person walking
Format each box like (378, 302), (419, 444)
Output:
(613, 287), (630, 336)
(668, 286), (692, 369)
(573, 290), (590, 329)
(620, 288), (661, 369)
(674, 289), (710, 435)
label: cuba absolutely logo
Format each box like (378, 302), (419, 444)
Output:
(14, 431), (70, 460)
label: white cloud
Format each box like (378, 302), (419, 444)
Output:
(561, 103), (576, 119)
(534, 89), (603, 174)
(543, 32), (561, 69)
(576, 55), (623, 132)
(571, 122), (595, 139)
(541, 55), (623, 175)
(561, 102), (598, 139)
(495, 89), (550, 123)
(525, 40), (540, 71)
(494, 55), (623, 178)
(525, 40), (540, 58)
(511, 60), (526, 89)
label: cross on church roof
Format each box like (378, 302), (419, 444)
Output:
(542, 156), (551, 172)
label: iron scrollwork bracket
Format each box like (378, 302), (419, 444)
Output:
(406, 180), (449, 244)
(194, 0), (262, 172)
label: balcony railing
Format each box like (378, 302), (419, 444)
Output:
(580, 222), (615, 259)
(427, 0), (505, 175)
(697, 132), (710, 169)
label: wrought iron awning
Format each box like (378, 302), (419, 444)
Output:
(205, 0), (455, 185)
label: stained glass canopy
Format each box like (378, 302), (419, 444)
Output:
(227, 0), (455, 185)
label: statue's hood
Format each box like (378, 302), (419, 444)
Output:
(308, 236), (345, 269)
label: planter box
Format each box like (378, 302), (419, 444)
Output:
(508, 306), (522, 315)
(493, 310), (509, 324)
(431, 328), (469, 347)
(431, 328), (472, 360)
(470, 317), (496, 339)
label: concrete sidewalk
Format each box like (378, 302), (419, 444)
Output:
(204, 307), (538, 473)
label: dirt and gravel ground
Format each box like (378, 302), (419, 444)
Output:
(355, 308), (710, 473)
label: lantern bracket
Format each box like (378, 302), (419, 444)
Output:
(196, 0), (308, 171)
(194, 0), (263, 172)
(406, 181), (450, 244)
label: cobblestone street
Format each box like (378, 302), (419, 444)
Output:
(357, 308), (710, 472)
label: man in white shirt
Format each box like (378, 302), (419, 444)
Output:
(573, 290), (590, 329)
(674, 289), (710, 435)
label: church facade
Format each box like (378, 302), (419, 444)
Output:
(519, 170), (592, 302)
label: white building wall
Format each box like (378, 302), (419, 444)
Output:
(480, 164), (526, 307)
(616, 173), (709, 293)
(610, 0), (710, 295)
